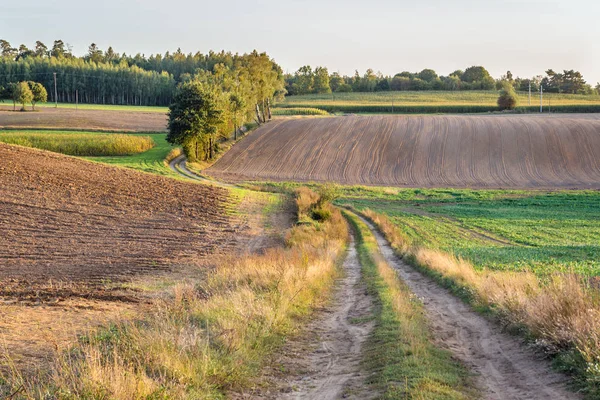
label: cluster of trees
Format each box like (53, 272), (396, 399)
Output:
(285, 66), (598, 95)
(167, 52), (285, 162)
(0, 81), (47, 110)
(0, 40), (285, 107)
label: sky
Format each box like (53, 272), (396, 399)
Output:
(3, 0), (599, 84)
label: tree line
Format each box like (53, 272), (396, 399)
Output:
(285, 66), (599, 95)
(0, 40), (284, 107)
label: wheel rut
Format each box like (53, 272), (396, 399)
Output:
(357, 214), (580, 400)
(276, 234), (376, 400)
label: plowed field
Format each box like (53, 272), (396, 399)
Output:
(208, 114), (600, 189)
(0, 143), (236, 301)
(0, 106), (167, 132)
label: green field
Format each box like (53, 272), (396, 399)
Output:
(277, 91), (600, 113)
(339, 187), (600, 277)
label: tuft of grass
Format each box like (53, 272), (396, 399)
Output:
(0, 131), (155, 156)
(360, 208), (600, 396)
(344, 210), (477, 399)
(0, 189), (348, 399)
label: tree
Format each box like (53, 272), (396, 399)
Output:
(28, 81), (48, 110)
(0, 39), (17, 58)
(417, 69), (438, 82)
(329, 72), (344, 92)
(87, 43), (103, 63)
(293, 66), (314, 95)
(313, 66), (331, 93)
(497, 83), (518, 111)
(14, 81), (34, 111)
(167, 81), (224, 161)
(34, 41), (48, 57)
(51, 40), (66, 58)
(229, 92), (246, 140)
(461, 66), (495, 89)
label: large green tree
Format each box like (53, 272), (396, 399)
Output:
(28, 81), (48, 110)
(167, 81), (224, 161)
(14, 81), (33, 111)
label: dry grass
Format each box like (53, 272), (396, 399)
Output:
(163, 146), (182, 165)
(0, 189), (348, 399)
(361, 208), (600, 394)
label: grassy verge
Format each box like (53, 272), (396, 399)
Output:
(343, 210), (476, 399)
(0, 131), (155, 156)
(0, 188), (347, 399)
(358, 208), (600, 397)
(0, 103), (168, 113)
(271, 107), (329, 116)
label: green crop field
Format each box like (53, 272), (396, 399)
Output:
(277, 91), (600, 114)
(338, 187), (600, 277)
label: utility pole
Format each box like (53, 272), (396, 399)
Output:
(528, 81), (531, 106)
(540, 84), (543, 113)
(53, 72), (58, 108)
(76, 90), (78, 110)
(392, 100), (394, 113)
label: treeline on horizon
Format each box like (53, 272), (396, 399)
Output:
(285, 66), (599, 96)
(0, 39), (598, 109)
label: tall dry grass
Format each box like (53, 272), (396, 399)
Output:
(1, 189), (347, 399)
(0, 132), (155, 156)
(361, 208), (600, 394)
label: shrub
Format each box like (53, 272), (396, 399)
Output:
(498, 84), (519, 110)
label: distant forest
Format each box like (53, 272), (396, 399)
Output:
(0, 39), (597, 107)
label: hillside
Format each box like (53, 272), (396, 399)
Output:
(0, 143), (235, 299)
(208, 114), (600, 189)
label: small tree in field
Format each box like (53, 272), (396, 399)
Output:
(28, 81), (48, 110)
(497, 84), (518, 111)
(14, 82), (33, 111)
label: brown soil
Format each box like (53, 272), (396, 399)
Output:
(0, 143), (241, 371)
(360, 214), (580, 400)
(0, 106), (167, 132)
(208, 114), (600, 189)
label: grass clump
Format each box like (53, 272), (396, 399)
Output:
(344, 210), (476, 399)
(1, 188), (348, 399)
(360, 208), (600, 396)
(0, 131), (155, 156)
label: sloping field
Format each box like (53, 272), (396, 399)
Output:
(0, 143), (236, 301)
(0, 106), (167, 132)
(208, 114), (600, 189)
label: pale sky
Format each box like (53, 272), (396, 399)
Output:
(3, 0), (599, 84)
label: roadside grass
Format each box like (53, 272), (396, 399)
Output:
(0, 188), (347, 399)
(344, 210), (476, 399)
(280, 90), (600, 107)
(0, 131), (154, 157)
(358, 208), (600, 397)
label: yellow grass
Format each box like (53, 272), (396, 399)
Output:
(1, 189), (348, 399)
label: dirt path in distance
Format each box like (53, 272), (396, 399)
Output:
(267, 234), (376, 400)
(359, 215), (580, 400)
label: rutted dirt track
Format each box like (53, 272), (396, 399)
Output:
(273, 235), (375, 400)
(0, 143), (237, 300)
(208, 114), (600, 189)
(359, 215), (579, 400)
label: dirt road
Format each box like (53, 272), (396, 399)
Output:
(274, 235), (376, 400)
(358, 215), (580, 400)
